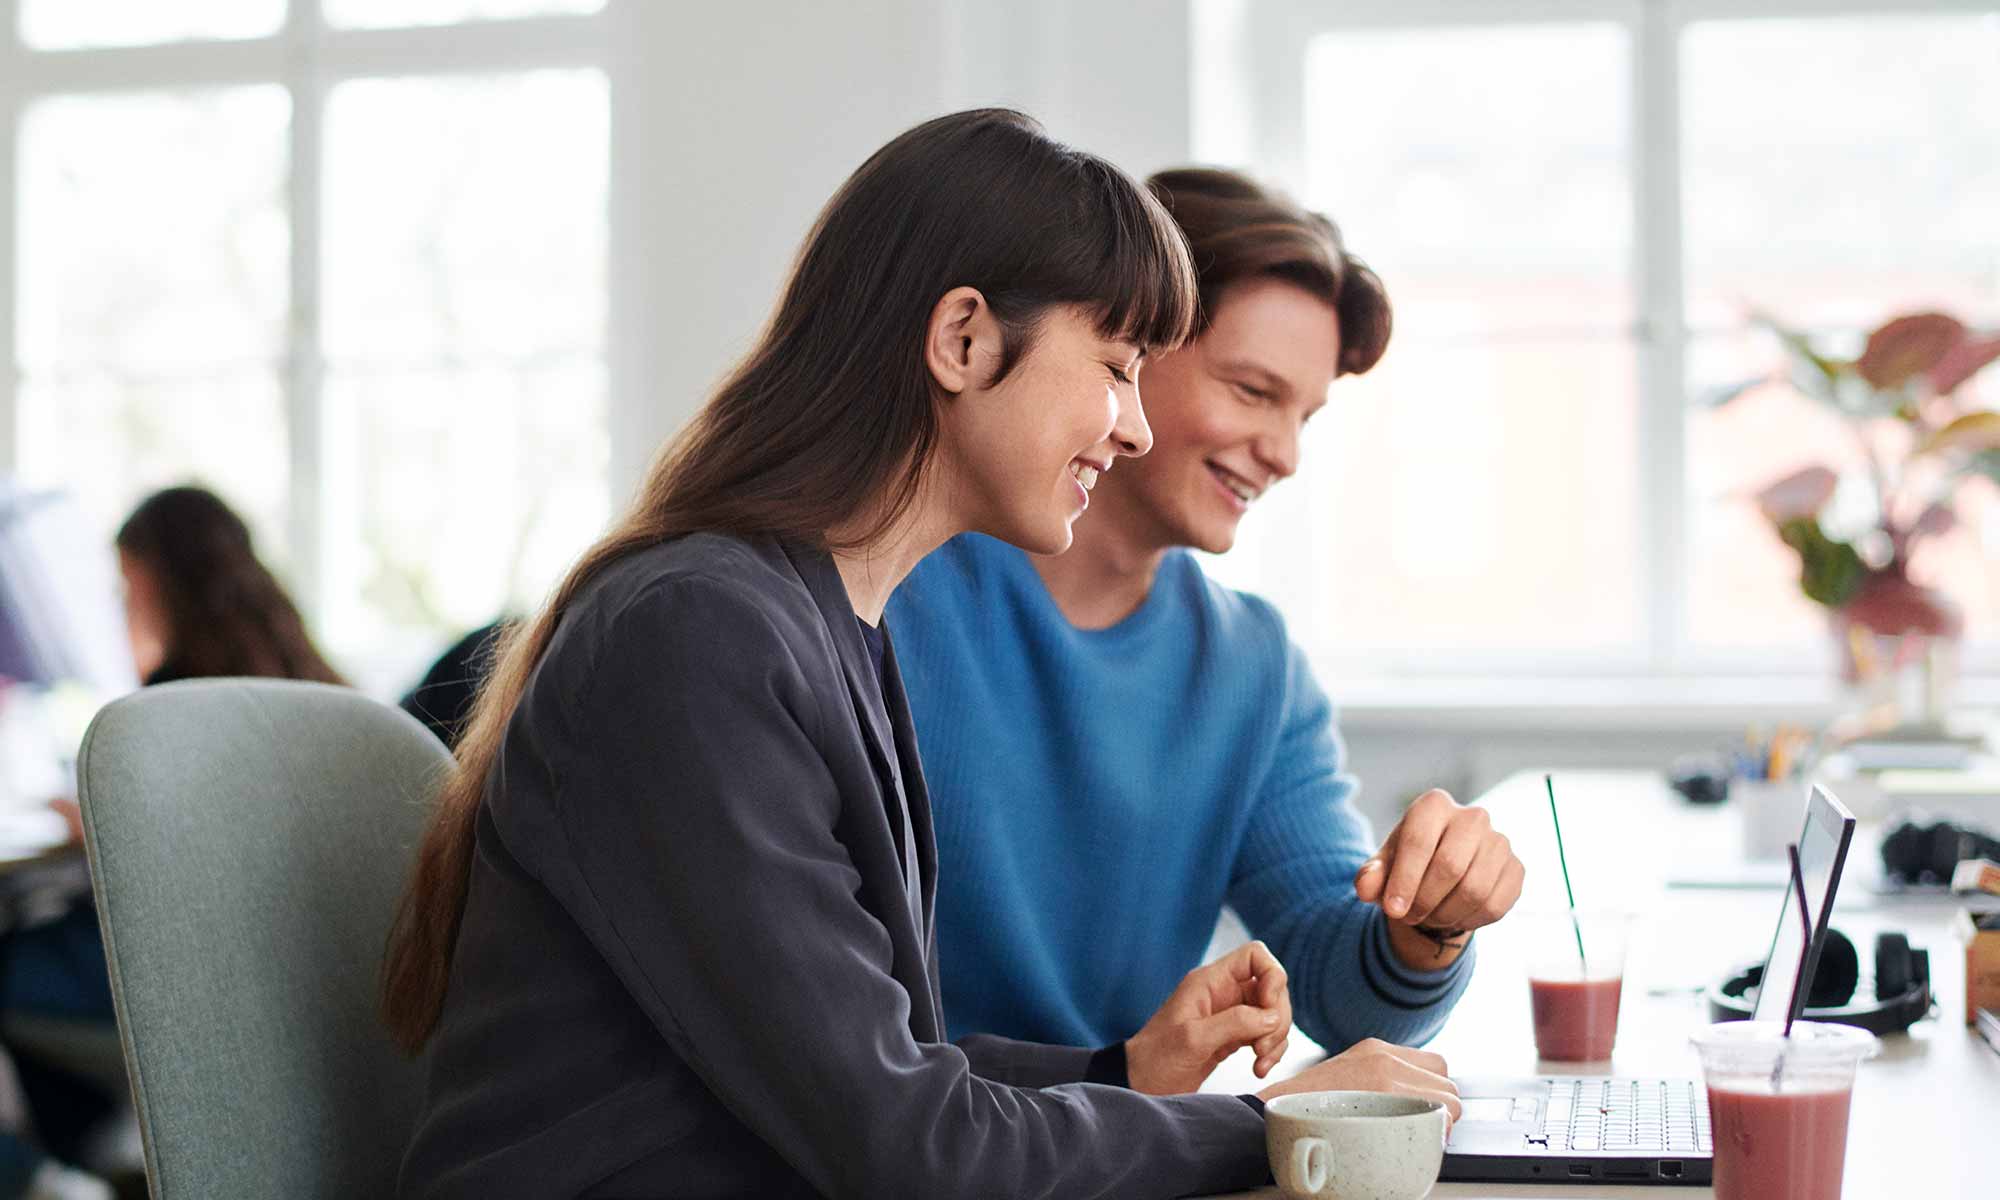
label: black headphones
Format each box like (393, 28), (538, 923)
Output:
(1708, 928), (1932, 1035)
(1880, 816), (2000, 887)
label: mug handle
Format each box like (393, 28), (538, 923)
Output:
(1291, 1136), (1330, 1194)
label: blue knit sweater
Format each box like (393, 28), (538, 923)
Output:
(886, 534), (1473, 1053)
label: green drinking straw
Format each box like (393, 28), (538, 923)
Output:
(1545, 774), (1588, 974)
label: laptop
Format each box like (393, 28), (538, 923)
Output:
(1439, 783), (1856, 1186)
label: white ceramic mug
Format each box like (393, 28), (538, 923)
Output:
(1265, 1091), (1447, 1200)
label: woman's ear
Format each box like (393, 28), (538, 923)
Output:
(924, 286), (997, 395)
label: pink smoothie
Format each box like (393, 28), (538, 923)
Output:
(1706, 1084), (1851, 1200)
(1529, 976), (1622, 1061)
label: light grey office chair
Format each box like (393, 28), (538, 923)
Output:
(75, 679), (452, 1198)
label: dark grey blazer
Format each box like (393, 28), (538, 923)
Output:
(398, 533), (1268, 1199)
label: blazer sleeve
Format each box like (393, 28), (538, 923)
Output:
(512, 575), (1268, 1200)
(952, 1034), (1096, 1089)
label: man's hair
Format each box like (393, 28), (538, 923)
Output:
(1147, 167), (1391, 375)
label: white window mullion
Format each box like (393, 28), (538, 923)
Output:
(318, 12), (604, 81)
(1635, 0), (1689, 672)
(1676, 0), (1997, 17)
(0, 0), (18, 477)
(12, 38), (289, 93)
(285, 9), (326, 626)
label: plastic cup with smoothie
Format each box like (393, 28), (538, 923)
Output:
(1525, 911), (1631, 1062)
(1690, 1020), (1875, 1200)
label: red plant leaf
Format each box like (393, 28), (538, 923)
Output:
(1755, 465), (1839, 522)
(1929, 333), (2000, 396)
(1909, 502), (1959, 540)
(1857, 312), (1966, 390)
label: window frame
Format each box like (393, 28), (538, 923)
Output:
(0, 0), (608, 635)
(1224, 0), (2000, 681)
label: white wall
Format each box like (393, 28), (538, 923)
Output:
(604, 0), (1197, 505)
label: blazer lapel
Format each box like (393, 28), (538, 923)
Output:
(780, 542), (905, 800)
(779, 539), (937, 1039)
(877, 628), (936, 918)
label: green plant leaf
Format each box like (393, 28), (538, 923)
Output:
(1754, 314), (1845, 406)
(1970, 449), (2000, 487)
(1701, 375), (1769, 408)
(1777, 516), (1868, 609)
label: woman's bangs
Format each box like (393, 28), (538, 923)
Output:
(1077, 163), (1200, 353)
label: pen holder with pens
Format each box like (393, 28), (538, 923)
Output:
(1739, 778), (1808, 862)
(1732, 725), (1814, 861)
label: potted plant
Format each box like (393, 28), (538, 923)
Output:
(1717, 311), (2000, 726)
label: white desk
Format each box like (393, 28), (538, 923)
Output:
(1200, 770), (1998, 1199)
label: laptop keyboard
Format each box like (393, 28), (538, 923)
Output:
(1534, 1078), (1712, 1155)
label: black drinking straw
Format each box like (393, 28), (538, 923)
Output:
(1773, 843), (1813, 1088)
(1782, 843), (1812, 1040)
(1545, 774), (1588, 973)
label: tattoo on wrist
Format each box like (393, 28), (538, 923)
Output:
(1409, 924), (1471, 959)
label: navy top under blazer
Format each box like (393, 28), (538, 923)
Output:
(396, 532), (1270, 1199)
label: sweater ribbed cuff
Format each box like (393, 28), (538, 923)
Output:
(1358, 913), (1472, 1012)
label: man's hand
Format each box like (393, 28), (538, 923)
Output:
(1126, 940), (1291, 1095)
(1355, 789), (1524, 968)
(1255, 1037), (1463, 1124)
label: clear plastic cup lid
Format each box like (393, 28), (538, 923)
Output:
(1690, 1020), (1878, 1065)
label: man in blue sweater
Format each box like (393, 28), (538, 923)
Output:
(887, 169), (1525, 1094)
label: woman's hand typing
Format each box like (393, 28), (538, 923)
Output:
(1255, 1038), (1463, 1124)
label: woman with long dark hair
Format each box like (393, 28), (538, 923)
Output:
(379, 110), (1405, 1199)
(115, 486), (342, 686)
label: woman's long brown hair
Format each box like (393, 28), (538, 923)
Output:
(379, 108), (1199, 1053)
(116, 486), (345, 685)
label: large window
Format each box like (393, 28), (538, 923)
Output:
(1196, 0), (2000, 678)
(3, 1), (609, 690)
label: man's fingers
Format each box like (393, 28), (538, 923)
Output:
(1420, 833), (1510, 930)
(1488, 856), (1527, 922)
(1404, 816), (1489, 926)
(1383, 794), (1452, 919)
(1354, 854), (1389, 903)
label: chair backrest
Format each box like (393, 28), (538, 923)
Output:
(77, 679), (452, 1198)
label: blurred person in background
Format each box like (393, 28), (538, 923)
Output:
(888, 168), (1525, 1076)
(399, 619), (513, 750)
(0, 485), (344, 1199)
(112, 486), (343, 688)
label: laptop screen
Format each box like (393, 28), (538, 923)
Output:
(1749, 785), (1856, 1024)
